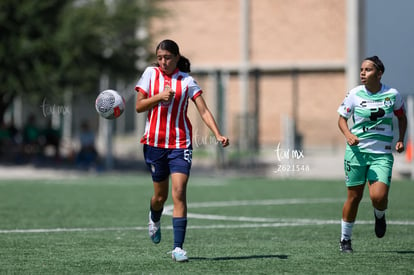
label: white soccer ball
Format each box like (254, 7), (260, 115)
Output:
(95, 89), (125, 119)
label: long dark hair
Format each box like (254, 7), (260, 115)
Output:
(155, 39), (191, 72)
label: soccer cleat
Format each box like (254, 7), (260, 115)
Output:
(374, 212), (386, 238)
(339, 239), (353, 253)
(148, 212), (161, 244)
(171, 247), (188, 262)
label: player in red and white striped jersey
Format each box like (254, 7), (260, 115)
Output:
(135, 39), (229, 261)
(136, 64), (201, 149)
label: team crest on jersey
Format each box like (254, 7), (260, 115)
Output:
(383, 97), (392, 107)
(160, 101), (172, 107)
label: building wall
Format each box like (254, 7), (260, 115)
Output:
(250, 0), (345, 62)
(149, 0), (347, 150)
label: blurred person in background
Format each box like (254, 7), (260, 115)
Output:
(76, 120), (98, 170)
(0, 122), (19, 162)
(41, 119), (61, 160)
(22, 114), (42, 161)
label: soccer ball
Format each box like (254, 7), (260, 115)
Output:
(95, 89), (125, 119)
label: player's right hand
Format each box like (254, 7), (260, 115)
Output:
(159, 85), (175, 103)
(346, 134), (359, 146)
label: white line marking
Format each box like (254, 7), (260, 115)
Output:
(0, 227), (144, 234)
(1, 220), (414, 234)
(1, 198), (413, 234)
(163, 198), (348, 221)
(187, 198), (343, 208)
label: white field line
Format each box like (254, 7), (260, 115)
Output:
(1, 220), (414, 234)
(1, 198), (413, 234)
(163, 198), (349, 222)
(185, 198), (343, 208)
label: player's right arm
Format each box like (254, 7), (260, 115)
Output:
(338, 116), (359, 146)
(337, 90), (359, 146)
(135, 87), (175, 113)
(135, 67), (175, 113)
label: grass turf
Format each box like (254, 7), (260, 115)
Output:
(0, 173), (413, 274)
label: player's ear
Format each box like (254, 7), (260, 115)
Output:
(377, 70), (383, 79)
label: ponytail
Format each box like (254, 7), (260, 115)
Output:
(177, 56), (191, 73)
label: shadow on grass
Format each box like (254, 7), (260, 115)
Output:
(191, 254), (288, 261)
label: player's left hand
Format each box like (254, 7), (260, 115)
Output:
(395, 141), (404, 153)
(217, 136), (230, 147)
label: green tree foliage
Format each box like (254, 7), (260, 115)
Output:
(0, 0), (158, 121)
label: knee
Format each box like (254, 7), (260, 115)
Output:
(172, 187), (186, 202)
(369, 184), (388, 208)
(153, 194), (168, 205)
(347, 192), (364, 205)
(371, 195), (387, 208)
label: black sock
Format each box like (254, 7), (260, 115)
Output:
(150, 205), (163, 223)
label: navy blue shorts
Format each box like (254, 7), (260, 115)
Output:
(143, 144), (192, 182)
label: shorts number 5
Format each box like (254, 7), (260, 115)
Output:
(184, 149), (192, 163)
(344, 160), (351, 172)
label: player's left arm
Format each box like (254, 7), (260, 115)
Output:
(194, 95), (229, 147)
(394, 107), (407, 153)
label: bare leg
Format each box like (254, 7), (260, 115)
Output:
(342, 184), (365, 222)
(171, 173), (189, 217)
(151, 178), (169, 211)
(368, 181), (389, 211)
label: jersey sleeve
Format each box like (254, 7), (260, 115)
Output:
(187, 77), (202, 100)
(393, 91), (405, 117)
(337, 91), (354, 119)
(135, 67), (154, 97)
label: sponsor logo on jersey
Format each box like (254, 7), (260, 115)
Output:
(363, 126), (385, 132)
(360, 100), (383, 108)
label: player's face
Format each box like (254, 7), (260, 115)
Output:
(360, 60), (382, 86)
(157, 49), (179, 75)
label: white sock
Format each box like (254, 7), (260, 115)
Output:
(341, 220), (354, 241)
(374, 208), (386, 219)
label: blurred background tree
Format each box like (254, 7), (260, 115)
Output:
(0, 0), (159, 122)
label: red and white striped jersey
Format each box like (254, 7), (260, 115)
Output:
(135, 66), (202, 149)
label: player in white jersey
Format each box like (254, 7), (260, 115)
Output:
(337, 56), (407, 252)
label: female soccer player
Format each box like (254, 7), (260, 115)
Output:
(135, 39), (229, 262)
(337, 56), (407, 252)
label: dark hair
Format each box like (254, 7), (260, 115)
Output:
(364, 55), (385, 73)
(155, 39), (191, 73)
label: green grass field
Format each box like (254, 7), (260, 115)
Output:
(0, 172), (413, 274)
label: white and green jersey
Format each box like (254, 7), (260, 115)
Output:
(337, 84), (405, 154)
